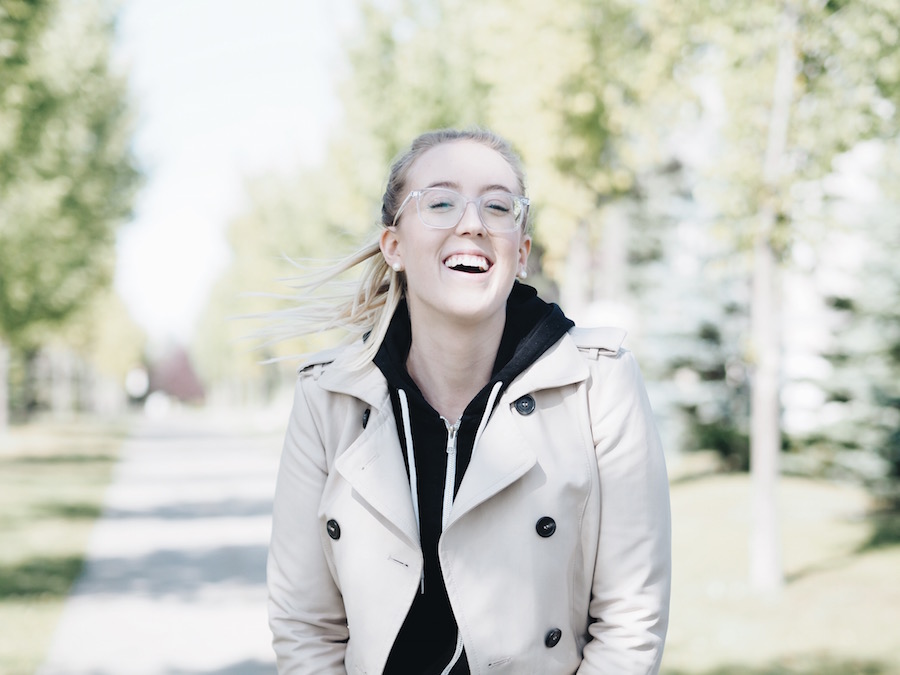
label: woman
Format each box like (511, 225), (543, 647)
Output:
(267, 129), (671, 675)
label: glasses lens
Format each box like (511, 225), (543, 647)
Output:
(418, 188), (464, 229)
(479, 192), (520, 231)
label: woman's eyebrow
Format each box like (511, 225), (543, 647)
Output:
(426, 180), (461, 190)
(481, 184), (514, 194)
(425, 181), (515, 194)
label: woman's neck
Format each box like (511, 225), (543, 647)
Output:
(405, 311), (505, 422)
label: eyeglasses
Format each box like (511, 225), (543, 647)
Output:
(391, 187), (529, 232)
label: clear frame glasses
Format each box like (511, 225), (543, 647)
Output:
(391, 187), (529, 232)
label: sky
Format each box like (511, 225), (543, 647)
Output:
(112, 1), (349, 344)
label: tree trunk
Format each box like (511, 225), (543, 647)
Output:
(750, 231), (783, 592)
(749, 5), (796, 593)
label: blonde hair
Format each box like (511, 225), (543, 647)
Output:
(272, 128), (529, 368)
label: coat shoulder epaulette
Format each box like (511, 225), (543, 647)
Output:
(297, 346), (343, 381)
(568, 326), (627, 360)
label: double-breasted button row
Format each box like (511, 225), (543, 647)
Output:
(326, 519), (341, 540)
(514, 394), (536, 415)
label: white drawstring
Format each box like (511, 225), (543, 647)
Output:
(473, 381), (503, 453)
(440, 632), (465, 675)
(397, 389), (424, 593)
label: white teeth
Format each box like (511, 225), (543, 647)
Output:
(445, 254), (490, 271)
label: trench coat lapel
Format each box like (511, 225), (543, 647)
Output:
(319, 349), (421, 548)
(333, 409), (421, 548)
(447, 334), (591, 526)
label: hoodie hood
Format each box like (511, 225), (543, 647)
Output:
(375, 281), (574, 410)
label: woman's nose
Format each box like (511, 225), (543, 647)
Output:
(455, 200), (486, 235)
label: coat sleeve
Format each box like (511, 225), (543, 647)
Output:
(267, 374), (348, 674)
(578, 350), (671, 675)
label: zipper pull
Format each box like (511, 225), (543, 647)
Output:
(444, 417), (461, 455)
(441, 417), (462, 533)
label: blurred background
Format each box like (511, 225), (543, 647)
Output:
(1, 0), (899, 673)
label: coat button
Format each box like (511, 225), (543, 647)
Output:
(514, 395), (536, 415)
(536, 516), (556, 538)
(545, 628), (562, 648)
(326, 519), (341, 540)
(362, 408), (370, 428)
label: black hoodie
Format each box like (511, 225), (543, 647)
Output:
(373, 282), (574, 675)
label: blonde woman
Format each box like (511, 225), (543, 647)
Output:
(267, 128), (671, 674)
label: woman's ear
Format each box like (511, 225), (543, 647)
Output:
(518, 234), (532, 270)
(380, 228), (402, 271)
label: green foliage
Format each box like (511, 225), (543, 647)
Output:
(0, 0), (140, 347)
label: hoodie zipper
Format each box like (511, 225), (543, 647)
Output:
(440, 416), (461, 533)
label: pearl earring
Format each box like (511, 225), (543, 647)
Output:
(519, 268), (528, 279)
(392, 263), (402, 272)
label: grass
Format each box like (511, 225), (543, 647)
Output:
(662, 465), (900, 675)
(0, 420), (126, 675)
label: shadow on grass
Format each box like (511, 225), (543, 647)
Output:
(0, 554), (83, 598)
(787, 508), (900, 584)
(663, 656), (892, 674)
(168, 659), (275, 674)
(36, 501), (104, 519)
(858, 508), (900, 552)
(4, 453), (117, 465)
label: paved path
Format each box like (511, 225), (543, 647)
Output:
(38, 411), (284, 675)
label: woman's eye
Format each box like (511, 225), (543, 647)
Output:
(426, 200), (454, 211)
(484, 198), (512, 215)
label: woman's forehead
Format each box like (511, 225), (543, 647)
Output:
(406, 140), (519, 192)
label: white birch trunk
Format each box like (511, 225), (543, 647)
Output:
(749, 5), (796, 593)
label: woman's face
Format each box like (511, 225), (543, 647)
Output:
(380, 140), (531, 329)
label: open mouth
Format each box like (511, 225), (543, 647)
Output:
(444, 253), (491, 274)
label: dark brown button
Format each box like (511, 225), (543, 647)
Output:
(536, 516), (556, 538)
(545, 628), (562, 648)
(514, 395), (536, 415)
(326, 519), (341, 540)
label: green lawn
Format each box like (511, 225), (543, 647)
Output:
(662, 466), (900, 675)
(0, 421), (125, 675)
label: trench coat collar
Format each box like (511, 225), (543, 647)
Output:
(504, 331), (590, 400)
(315, 341), (390, 411)
(316, 330), (589, 406)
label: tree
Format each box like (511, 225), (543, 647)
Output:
(0, 0), (139, 426)
(663, 0), (900, 591)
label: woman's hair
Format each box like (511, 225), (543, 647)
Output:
(272, 127), (528, 368)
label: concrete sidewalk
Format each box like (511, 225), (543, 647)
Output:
(38, 412), (284, 675)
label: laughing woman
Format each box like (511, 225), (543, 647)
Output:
(267, 129), (671, 675)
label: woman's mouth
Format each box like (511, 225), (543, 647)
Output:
(444, 253), (491, 274)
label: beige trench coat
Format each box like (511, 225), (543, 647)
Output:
(267, 327), (671, 675)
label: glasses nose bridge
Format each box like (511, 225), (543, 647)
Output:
(455, 195), (487, 231)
